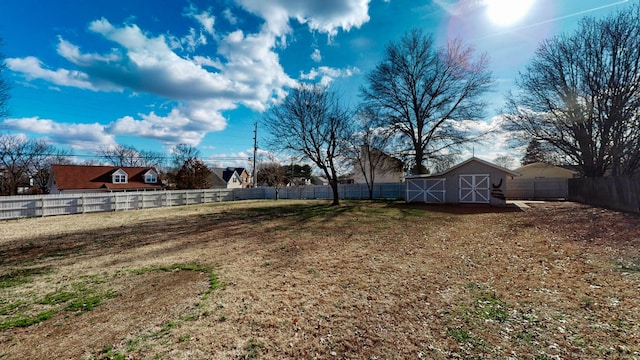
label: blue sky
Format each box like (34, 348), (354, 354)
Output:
(0, 0), (633, 168)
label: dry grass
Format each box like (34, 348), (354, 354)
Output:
(1, 200), (639, 359)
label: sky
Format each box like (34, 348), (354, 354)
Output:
(0, 0), (634, 169)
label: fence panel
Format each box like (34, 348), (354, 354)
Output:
(569, 176), (640, 213)
(506, 178), (569, 199)
(0, 183), (409, 220)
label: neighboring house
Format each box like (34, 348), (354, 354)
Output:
(513, 162), (579, 179)
(233, 167), (252, 188)
(353, 147), (405, 184)
(211, 167), (246, 189)
(507, 162), (578, 200)
(48, 164), (163, 194)
(406, 157), (520, 205)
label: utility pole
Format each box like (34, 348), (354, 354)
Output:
(252, 122), (257, 188)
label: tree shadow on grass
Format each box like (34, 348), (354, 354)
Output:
(0, 201), (355, 267)
(384, 201), (523, 215)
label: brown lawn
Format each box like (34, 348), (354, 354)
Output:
(0, 200), (639, 359)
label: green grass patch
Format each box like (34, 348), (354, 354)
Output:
(474, 291), (509, 322)
(64, 290), (118, 313)
(1, 273), (119, 330)
(0, 309), (58, 330)
(0, 266), (52, 289)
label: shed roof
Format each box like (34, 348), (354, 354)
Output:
(406, 157), (521, 179)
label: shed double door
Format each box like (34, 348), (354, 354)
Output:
(459, 174), (490, 203)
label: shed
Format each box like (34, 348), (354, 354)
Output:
(406, 157), (521, 205)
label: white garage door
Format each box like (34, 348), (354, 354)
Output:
(406, 178), (446, 203)
(459, 174), (490, 203)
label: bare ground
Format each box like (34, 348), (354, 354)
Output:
(0, 200), (639, 359)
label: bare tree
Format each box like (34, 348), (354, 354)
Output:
(138, 149), (166, 168)
(0, 134), (51, 195)
(263, 84), (352, 206)
(171, 143), (200, 170)
(504, 4), (640, 176)
(361, 29), (493, 175)
(348, 106), (399, 199)
(0, 36), (10, 119)
(31, 148), (73, 194)
(100, 144), (164, 168)
(257, 162), (286, 199)
(100, 145), (141, 167)
(493, 155), (516, 169)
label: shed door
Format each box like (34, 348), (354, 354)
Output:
(407, 178), (445, 203)
(459, 174), (490, 203)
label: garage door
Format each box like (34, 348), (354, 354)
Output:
(459, 174), (490, 203)
(406, 178), (446, 203)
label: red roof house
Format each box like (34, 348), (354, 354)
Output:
(48, 164), (163, 194)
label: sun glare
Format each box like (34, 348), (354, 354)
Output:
(486, 0), (535, 26)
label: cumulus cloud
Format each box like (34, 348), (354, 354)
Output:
(311, 48), (322, 62)
(191, 10), (216, 36)
(223, 8), (238, 25)
(6, 57), (108, 91)
(447, 115), (520, 160)
(107, 107), (224, 146)
(1, 117), (117, 150)
(6, 1), (372, 148)
(236, 0), (371, 38)
(300, 65), (359, 86)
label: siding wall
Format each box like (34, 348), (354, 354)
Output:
(439, 161), (508, 205)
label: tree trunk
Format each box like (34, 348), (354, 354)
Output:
(329, 179), (340, 206)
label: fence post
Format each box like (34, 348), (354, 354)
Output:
(40, 196), (46, 217)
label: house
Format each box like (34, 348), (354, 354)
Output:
(353, 147), (405, 184)
(48, 164), (163, 194)
(513, 162), (579, 179)
(506, 162), (577, 200)
(210, 167), (250, 189)
(406, 157), (520, 205)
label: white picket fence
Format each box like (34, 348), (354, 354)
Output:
(0, 183), (406, 220)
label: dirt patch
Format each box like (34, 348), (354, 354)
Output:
(1, 270), (209, 360)
(1, 200), (639, 359)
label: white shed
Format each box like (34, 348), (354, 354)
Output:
(406, 157), (521, 205)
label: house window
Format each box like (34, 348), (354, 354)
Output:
(113, 174), (127, 183)
(145, 173), (157, 183)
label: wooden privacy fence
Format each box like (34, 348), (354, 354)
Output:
(506, 178), (569, 199)
(569, 176), (640, 213)
(0, 183), (406, 220)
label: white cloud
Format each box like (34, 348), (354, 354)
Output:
(6, 1), (372, 149)
(6, 57), (107, 91)
(223, 8), (239, 25)
(107, 105), (227, 146)
(300, 65), (359, 86)
(311, 48), (322, 62)
(236, 0), (371, 38)
(447, 115), (521, 161)
(195, 12), (216, 36)
(1, 117), (117, 150)
(167, 28), (208, 53)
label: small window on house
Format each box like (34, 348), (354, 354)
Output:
(145, 172), (157, 183)
(113, 173), (127, 183)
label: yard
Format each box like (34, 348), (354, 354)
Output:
(1, 200), (639, 359)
